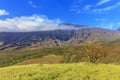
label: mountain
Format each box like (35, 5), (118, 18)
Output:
(0, 24), (120, 50)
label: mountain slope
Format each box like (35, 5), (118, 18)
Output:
(0, 24), (120, 50)
(68, 28), (120, 45)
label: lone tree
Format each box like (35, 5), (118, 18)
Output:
(83, 43), (106, 63)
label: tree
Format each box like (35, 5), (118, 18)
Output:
(63, 43), (106, 63)
(83, 43), (106, 63)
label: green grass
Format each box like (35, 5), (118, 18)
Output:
(0, 47), (66, 67)
(0, 63), (120, 80)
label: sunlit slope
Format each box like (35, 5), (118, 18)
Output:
(0, 63), (120, 80)
(16, 55), (63, 65)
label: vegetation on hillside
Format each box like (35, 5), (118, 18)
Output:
(63, 43), (106, 63)
(0, 42), (120, 67)
(0, 47), (66, 67)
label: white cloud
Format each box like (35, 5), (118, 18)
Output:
(0, 15), (80, 32)
(70, 0), (83, 12)
(28, 1), (40, 8)
(0, 15), (61, 32)
(96, 0), (112, 6)
(0, 9), (9, 16)
(95, 18), (107, 22)
(83, 5), (92, 11)
(96, 23), (120, 30)
(93, 2), (120, 13)
(96, 24), (112, 29)
(71, 0), (120, 14)
(73, 0), (83, 4)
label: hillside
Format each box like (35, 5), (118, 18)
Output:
(1, 42), (120, 67)
(0, 63), (120, 80)
(16, 55), (63, 65)
(0, 24), (120, 50)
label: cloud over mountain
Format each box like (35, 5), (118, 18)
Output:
(0, 15), (80, 32)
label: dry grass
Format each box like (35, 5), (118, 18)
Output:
(16, 55), (63, 65)
(0, 62), (120, 80)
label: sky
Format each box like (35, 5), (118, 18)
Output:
(0, 0), (120, 32)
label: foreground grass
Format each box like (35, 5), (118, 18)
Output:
(0, 63), (120, 80)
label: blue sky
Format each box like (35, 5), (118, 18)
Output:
(0, 0), (120, 32)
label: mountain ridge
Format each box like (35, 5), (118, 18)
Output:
(0, 24), (120, 50)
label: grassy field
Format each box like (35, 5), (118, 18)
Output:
(16, 55), (63, 65)
(0, 63), (120, 80)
